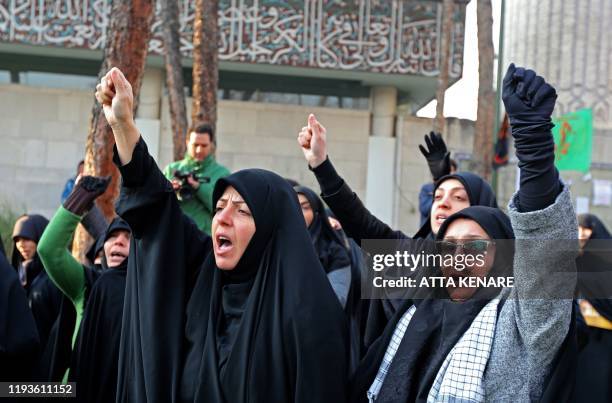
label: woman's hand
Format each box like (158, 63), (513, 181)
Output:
(419, 131), (450, 180)
(95, 67), (139, 165)
(503, 63), (560, 212)
(502, 63), (557, 128)
(298, 114), (328, 169)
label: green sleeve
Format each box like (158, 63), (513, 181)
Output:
(37, 206), (86, 304)
(195, 166), (230, 211)
(162, 163), (173, 180)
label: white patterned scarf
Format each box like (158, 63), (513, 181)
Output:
(368, 299), (500, 403)
(427, 299), (500, 403)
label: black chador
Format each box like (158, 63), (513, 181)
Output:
(0, 235), (40, 380)
(114, 138), (348, 403)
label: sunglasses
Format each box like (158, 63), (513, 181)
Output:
(436, 239), (495, 256)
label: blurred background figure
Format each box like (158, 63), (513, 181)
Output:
(575, 213), (612, 403)
(61, 160), (84, 203)
(0, 232), (40, 381)
(163, 124), (230, 234)
(11, 214), (61, 350)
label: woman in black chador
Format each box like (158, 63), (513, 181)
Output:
(0, 233), (40, 380)
(574, 213), (612, 402)
(294, 185), (353, 307)
(295, 185), (365, 371)
(11, 214), (62, 349)
(96, 68), (348, 403)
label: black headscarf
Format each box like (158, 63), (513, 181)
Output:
(68, 217), (130, 403)
(0, 233), (5, 258)
(413, 172), (498, 239)
(576, 214), (612, 320)
(365, 173), (500, 349)
(180, 169), (348, 402)
(37, 218), (130, 387)
(0, 239), (40, 380)
(85, 235), (104, 269)
(115, 138), (347, 403)
(11, 214), (61, 350)
(11, 214), (49, 288)
(295, 185), (363, 372)
(98, 218), (131, 271)
(352, 207), (514, 402)
(578, 214), (611, 240)
(294, 186), (351, 274)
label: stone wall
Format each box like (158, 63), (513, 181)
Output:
(0, 82), (371, 221)
(0, 84), (91, 218)
(158, 95), (371, 200)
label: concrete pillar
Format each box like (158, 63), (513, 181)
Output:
(365, 86), (398, 226)
(371, 86), (397, 137)
(137, 68), (163, 119)
(135, 68), (163, 161)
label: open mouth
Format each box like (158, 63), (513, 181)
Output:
(216, 234), (234, 253)
(435, 214), (447, 224)
(110, 251), (126, 259)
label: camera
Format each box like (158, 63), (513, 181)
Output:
(173, 170), (210, 201)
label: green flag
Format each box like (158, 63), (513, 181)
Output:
(552, 108), (593, 172)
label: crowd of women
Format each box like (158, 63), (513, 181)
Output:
(1, 63), (611, 402)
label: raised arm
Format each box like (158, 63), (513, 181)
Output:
(297, 114), (406, 243)
(38, 176), (110, 304)
(95, 67), (209, 270)
(297, 115), (451, 243)
(96, 68), (140, 166)
(97, 68), (212, 401)
(489, 66), (578, 399)
(503, 63), (561, 212)
(38, 209), (86, 303)
(418, 131), (451, 182)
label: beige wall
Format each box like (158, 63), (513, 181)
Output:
(0, 80), (517, 237)
(0, 84), (91, 218)
(0, 79), (548, 238)
(158, 95), (371, 199)
(0, 82), (371, 221)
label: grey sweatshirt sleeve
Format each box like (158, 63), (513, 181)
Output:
(485, 183), (578, 401)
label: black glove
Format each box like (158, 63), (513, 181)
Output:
(63, 176), (111, 216)
(502, 63), (560, 212)
(419, 131), (450, 181)
(502, 63), (557, 130)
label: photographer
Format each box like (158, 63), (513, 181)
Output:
(163, 124), (230, 234)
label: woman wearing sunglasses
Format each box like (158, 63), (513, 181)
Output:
(303, 64), (578, 402)
(298, 119), (499, 349)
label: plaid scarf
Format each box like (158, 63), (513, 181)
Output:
(367, 300), (499, 403)
(427, 299), (499, 403)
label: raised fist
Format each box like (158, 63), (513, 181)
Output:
(502, 63), (557, 125)
(95, 67), (134, 130)
(297, 114), (328, 168)
(63, 176), (111, 216)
